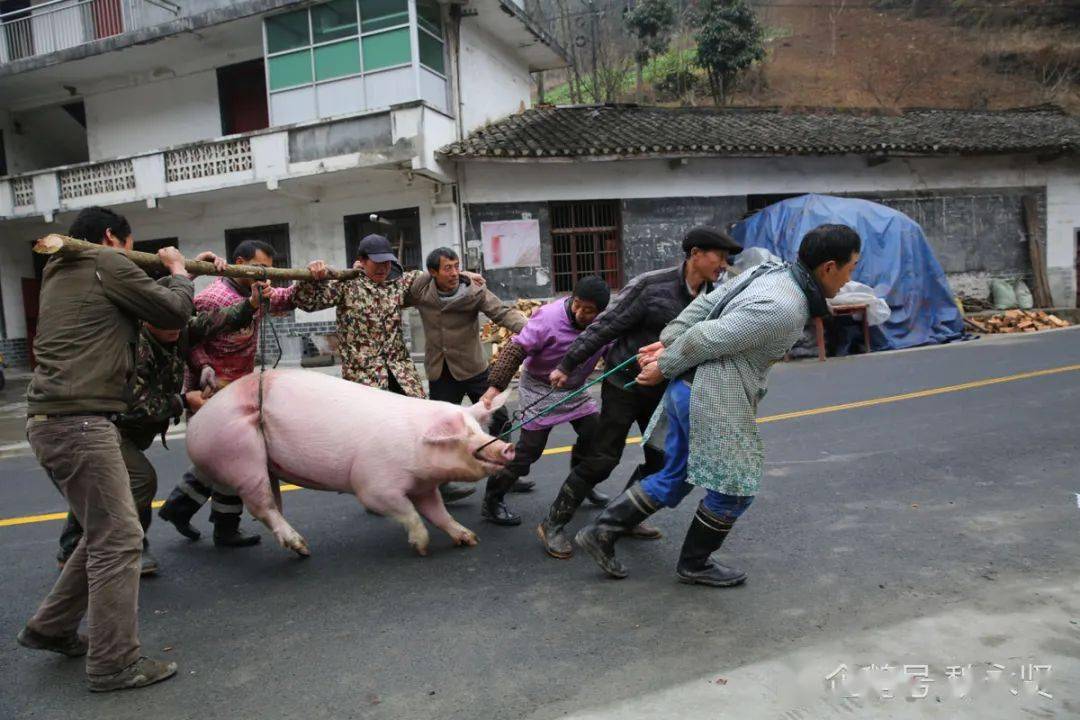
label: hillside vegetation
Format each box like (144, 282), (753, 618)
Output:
(528, 0), (1080, 111)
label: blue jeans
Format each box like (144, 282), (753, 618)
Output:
(639, 380), (755, 520)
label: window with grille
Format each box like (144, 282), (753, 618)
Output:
(549, 200), (622, 293)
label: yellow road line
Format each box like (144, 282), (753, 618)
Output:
(4, 363), (1078, 529)
(541, 363), (1080, 453)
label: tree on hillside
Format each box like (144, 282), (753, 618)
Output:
(624, 0), (677, 100)
(693, 0), (765, 105)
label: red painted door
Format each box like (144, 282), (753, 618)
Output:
(91, 0), (124, 39)
(217, 59), (269, 135)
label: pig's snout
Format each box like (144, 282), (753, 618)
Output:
(474, 439), (514, 468)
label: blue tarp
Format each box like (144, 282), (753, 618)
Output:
(732, 194), (965, 351)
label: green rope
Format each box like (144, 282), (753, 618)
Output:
(493, 354), (639, 441)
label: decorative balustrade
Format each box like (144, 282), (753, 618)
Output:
(59, 159), (136, 200)
(165, 138), (253, 182)
(10, 177), (34, 207)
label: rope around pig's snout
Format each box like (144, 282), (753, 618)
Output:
(472, 355), (640, 459)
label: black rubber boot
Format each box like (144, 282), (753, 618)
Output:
(675, 504), (747, 588)
(440, 482), (477, 503)
(620, 467), (662, 540)
(481, 472), (521, 526)
(585, 488), (610, 507)
(158, 487), (203, 541)
(536, 476), (590, 559)
(481, 493), (521, 526)
(575, 485), (661, 579)
(211, 513), (261, 548)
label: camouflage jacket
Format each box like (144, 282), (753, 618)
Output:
(293, 270), (426, 397)
(115, 299), (255, 449)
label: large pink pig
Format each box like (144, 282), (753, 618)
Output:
(185, 369), (515, 557)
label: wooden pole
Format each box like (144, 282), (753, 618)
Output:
(1021, 196), (1054, 308)
(33, 234), (361, 281)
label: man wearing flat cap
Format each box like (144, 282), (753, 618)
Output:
(535, 226), (742, 559)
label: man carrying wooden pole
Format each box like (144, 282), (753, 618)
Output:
(17, 207), (194, 692)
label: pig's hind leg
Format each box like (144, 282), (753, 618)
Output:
(412, 488), (478, 548)
(356, 486), (430, 556)
(242, 476), (310, 557)
(202, 423), (310, 557)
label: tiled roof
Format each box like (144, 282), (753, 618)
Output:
(439, 104), (1080, 159)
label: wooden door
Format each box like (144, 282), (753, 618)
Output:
(217, 59), (269, 135)
(91, 0), (124, 39)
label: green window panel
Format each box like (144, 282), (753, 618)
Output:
(362, 27), (411, 70)
(312, 0), (359, 44)
(417, 0), (442, 38)
(268, 49), (313, 90)
(315, 38), (362, 80)
(418, 31), (444, 75)
(266, 9), (310, 53)
(360, 0), (408, 33)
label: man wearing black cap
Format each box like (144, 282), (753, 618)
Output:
(535, 226), (741, 559)
(300, 234), (428, 396)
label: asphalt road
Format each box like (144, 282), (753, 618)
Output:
(1, 328), (1079, 720)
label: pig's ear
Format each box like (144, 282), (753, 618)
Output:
(422, 412), (468, 444)
(467, 389), (510, 421)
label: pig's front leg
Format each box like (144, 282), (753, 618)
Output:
(357, 488), (431, 556)
(412, 487), (478, 548)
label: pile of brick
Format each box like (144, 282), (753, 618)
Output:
(964, 309), (1070, 334)
(481, 299), (545, 362)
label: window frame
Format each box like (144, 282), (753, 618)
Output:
(548, 200), (624, 293)
(262, 0), (416, 96)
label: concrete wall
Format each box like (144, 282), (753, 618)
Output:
(0, 106), (88, 175)
(0, 230), (33, 339)
(457, 20), (532, 135)
(460, 155), (1079, 307)
(85, 71), (223, 160)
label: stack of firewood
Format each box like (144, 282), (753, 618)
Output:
(964, 309), (1070, 334)
(482, 299), (545, 362)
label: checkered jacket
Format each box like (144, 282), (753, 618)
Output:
(648, 262), (810, 496)
(188, 278), (297, 385)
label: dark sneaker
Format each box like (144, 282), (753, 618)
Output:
(88, 656), (178, 693)
(17, 627), (88, 658)
(510, 478), (535, 493)
(140, 546), (160, 576)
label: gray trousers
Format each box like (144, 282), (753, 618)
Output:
(26, 415), (143, 676)
(58, 435), (157, 560)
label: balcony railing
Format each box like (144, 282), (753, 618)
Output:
(0, 0), (176, 64)
(0, 102), (457, 219)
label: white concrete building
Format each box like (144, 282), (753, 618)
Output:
(3, 5), (1078, 370)
(442, 105), (1080, 311)
(0, 0), (565, 365)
